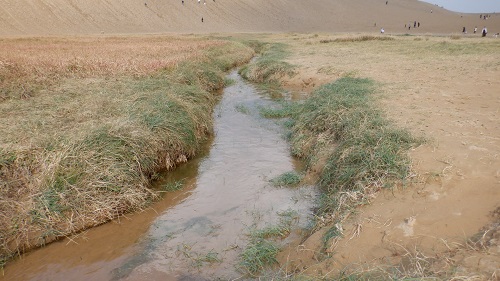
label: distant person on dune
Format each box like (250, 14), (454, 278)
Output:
(474, 26), (477, 34)
(463, 27), (466, 33)
(482, 27), (487, 37)
(386, 1), (388, 4)
(380, 28), (385, 34)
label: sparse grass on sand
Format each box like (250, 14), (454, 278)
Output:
(253, 35), (500, 279)
(319, 35), (395, 43)
(264, 77), (420, 212)
(0, 36), (254, 266)
(239, 210), (299, 276)
(256, 74), (421, 279)
(262, 77), (422, 248)
(239, 41), (419, 278)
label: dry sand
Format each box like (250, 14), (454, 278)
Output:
(0, 0), (499, 36)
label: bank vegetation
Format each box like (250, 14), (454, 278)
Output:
(0, 36), (254, 266)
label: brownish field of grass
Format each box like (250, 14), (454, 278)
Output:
(0, 36), (225, 100)
(0, 35), (254, 266)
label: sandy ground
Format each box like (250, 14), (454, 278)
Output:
(268, 33), (500, 278)
(0, 0), (499, 36)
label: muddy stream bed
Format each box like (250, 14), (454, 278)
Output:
(1, 71), (317, 280)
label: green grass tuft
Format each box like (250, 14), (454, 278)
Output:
(239, 43), (296, 84)
(160, 180), (184, 192)
(259, 101), (299, 118)
(268, 76), (422, 249)
(270, 171), (303, 187)
(239, 238), (280, 276)
(239, 209), (299, 276)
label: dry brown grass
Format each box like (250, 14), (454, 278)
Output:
(0, 36), (225, 100)
(0, 35), (254, 266)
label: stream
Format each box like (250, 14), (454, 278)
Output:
(1, 71), (316, 280)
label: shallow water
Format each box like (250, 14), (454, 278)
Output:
(1, 71), (315, 280)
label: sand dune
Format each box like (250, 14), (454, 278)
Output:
(0, 0), (499, 36)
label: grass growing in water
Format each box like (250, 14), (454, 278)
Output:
(240, 209), (299, 276)
(160, 180), (184, 192)
(270, 171), (302, 187)
(239, 238), (280, 276)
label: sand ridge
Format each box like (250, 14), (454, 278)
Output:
(1, 0), (499, 36)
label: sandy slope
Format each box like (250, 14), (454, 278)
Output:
(0, 0), (499, 36)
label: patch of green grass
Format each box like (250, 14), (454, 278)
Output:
(160, 180), (184, 192)
(239, 42), (296, 84)
(271, 77), (422, 250)
(289, 77), (420, 194)
(176, 243), (222, 269)
(240, 209), (299, 276)
(37, 189), (65, 215)
(235, 104), (250, 114)
(240, 39), (266, 54)
(224, 77), (236, 87)
(251, 224), (290, 240)
(259, 101), (299, 118)
(192, 250), (222, 268)
(239, 238), (280, 276)
(0, 150), (16, 167)
(270, 171), (302, 187)
(322, 225), (343, 252)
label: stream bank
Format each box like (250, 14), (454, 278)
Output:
(1, 70), (316, 281)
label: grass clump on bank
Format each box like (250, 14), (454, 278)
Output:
(270, 171), (302, 187)
(0, 36), (254, 265)
(260, 76), (420, 239)
(290, 77), (420, 216)
(239, 42), (296, 85)
(239, 238), (280, 276)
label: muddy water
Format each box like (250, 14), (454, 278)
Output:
(1, 71), (315, 281)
